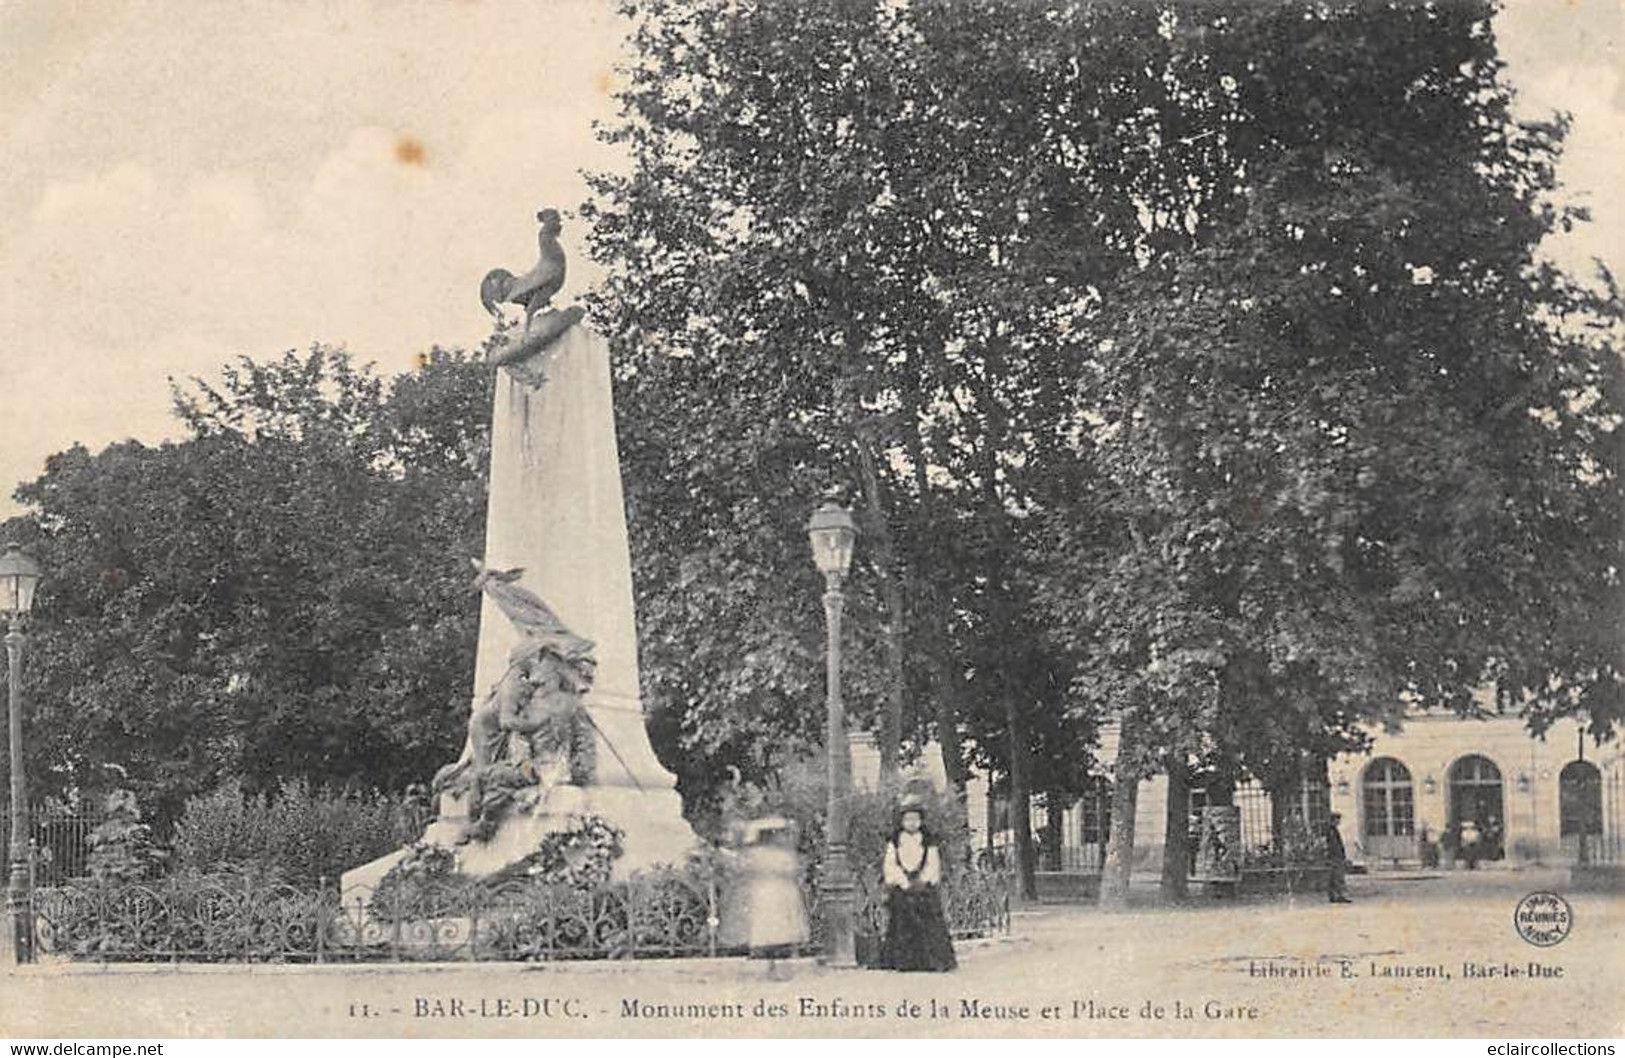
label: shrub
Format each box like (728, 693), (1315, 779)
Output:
(171, 779), (427, 886)
(747, 755), (972, 878)
(1240, 815), (1325, 870)
(85, 790), (166, 883)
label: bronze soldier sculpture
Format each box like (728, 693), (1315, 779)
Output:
(430, 564), (639, 842)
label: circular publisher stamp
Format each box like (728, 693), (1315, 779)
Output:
(1513, 891), (1573, 947)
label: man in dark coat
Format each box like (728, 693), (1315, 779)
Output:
(1325, 812), (1353, 903)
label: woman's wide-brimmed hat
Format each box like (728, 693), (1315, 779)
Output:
(897, 793), (928, 818)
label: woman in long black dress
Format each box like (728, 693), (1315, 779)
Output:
(877, 800), (957, 972)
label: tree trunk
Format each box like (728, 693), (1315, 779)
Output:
(1266, 758), (1304, 851)
(852, 432), (904, 790)
(899, 352), (965, 804)
(1005, 697), (1038, 902)
(1043, 790), (1067, 871)
(928, 647), (968, 800)
(985, 780), (999, 858)
(1160, 754), (1190, 899)
(1269, 781), (1288, 850)
(1099, 721), (1141, 909)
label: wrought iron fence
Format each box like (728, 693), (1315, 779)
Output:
(0, 805), (102, 887)
(1585, 765), (1625, 866)
(817, 866), (1010, 945)
(1052, 786), (1110, 873)
(974, 779), (1332, 881)
(1230, 780), (1331, 869)
(2, 797), (435, 889)
(937, 865), (1011, 936)
(339, 868), (719, 962)
(29, 864), (1010, 963)
(985, 786), (1110, 874)
(1056, 845), (1105, 873)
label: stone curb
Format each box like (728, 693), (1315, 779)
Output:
(5, 932), (1028, 977)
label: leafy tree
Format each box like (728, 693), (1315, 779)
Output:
(584, 0), (1198, 895)
(1030, 0), (1624, 902)
(2, 347), (494, 826)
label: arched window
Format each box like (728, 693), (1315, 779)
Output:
(1362, 758), (1415, 838)
(1559, 761), (1602, 838)
(1451, 754), (1502, 785)
(1448, 755), (1504, 860)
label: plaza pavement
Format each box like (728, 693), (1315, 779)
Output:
(1, 867), (1619, 1038)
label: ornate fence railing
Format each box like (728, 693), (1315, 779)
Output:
(29, 866), (1011, 964)
(1, 806), (103, 887)
(1585, 765), (1625, 866)
(807, 866), (1011, 948)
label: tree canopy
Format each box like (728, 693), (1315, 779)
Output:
(1037, 0), (1624, 785)
(585, 0), (1623, 891)
(582, 0), (1183, 816)
(3, 348), (493, 823)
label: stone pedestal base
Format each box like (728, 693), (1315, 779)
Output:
(340, 784), (703, 896)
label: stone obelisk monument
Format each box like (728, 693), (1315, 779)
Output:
(343, 211), (697, 893)
(459, 317), (697, 870)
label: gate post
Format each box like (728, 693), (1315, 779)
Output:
(316, 876), (327, 964)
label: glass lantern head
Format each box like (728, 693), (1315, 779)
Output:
(0, 544), (42, 617)
(806, 502), (857, 576)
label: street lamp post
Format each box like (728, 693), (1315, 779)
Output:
(1, 543), (42, 966)
(807, 502), (857, 968)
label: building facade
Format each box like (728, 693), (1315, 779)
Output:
(945, 711), (1623, 876)
(1112, 713), (1619, 873)
(1327, 712), (1617, 868)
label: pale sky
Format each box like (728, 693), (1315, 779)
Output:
(1, 1), (1620, 518)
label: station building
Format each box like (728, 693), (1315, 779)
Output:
(1036, 710), (1624, 874)
(860, 707), (1624, 876)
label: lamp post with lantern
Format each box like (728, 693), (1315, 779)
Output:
(1, 543), (42, 965)
(806, 502), (857, 968)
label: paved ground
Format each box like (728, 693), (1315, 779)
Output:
(2, 867), (1620, 1038)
